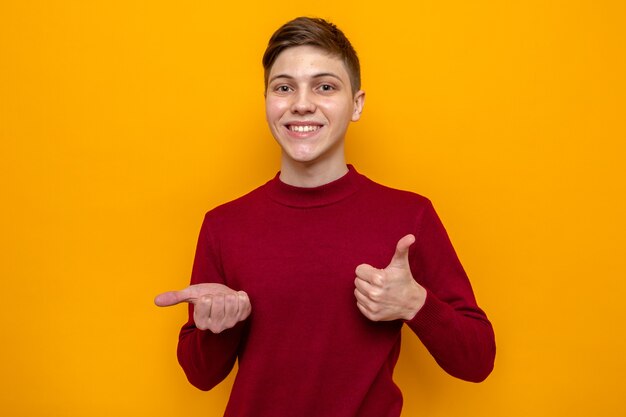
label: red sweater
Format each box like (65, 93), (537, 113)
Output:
(178, 166), (495, 417)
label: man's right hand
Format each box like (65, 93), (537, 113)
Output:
(154, 283), (252, 334)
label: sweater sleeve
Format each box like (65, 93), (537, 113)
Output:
(176, 213), (246, 391)
(405, 201), (496, 382)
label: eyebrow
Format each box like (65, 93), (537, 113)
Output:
(268, 72), (344, 85)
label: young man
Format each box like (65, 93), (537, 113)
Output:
(155, 17), (495, 417)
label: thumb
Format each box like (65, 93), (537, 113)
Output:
(387, 234), (415, 269)
(154, 289), (193, 307)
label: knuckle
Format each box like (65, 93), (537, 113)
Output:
(203, 292), (216, 300)
(364, 303), (378, 315)
(367, 311), (379, 321)
(238, 291), (250, 304)
(373, 275), (385, 287)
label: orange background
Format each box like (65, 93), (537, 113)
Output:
(1, 1), (625, 416)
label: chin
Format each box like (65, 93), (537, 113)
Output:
(286, 154), (319, 164)
(282, 146), (321, 162)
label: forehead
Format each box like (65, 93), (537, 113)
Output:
(268, 45), (349, 80)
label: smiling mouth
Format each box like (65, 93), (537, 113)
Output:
(287, 125), (322, 133)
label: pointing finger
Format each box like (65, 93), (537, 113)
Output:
(356, 263), (385, 287)
(154, 283), (233, 308)
(356, 263), (378, 278)
(154, 289), (194, 307)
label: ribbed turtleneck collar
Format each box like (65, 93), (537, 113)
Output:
(265, 165), (365, 208)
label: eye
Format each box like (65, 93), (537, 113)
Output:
(318, 84), (335, 92)
(275, 85), (293, 93)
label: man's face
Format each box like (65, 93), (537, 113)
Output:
(265, 45), (364, 170)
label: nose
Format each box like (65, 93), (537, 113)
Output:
(290, 89), (316, 114)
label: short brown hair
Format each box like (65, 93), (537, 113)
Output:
(262, 17), (361, 94)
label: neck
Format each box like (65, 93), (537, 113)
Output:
(279, 157), (349, 188)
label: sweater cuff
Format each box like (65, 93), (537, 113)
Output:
(404, 289), (454, 337)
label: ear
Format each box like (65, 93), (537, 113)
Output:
(351, 90), (366, 122)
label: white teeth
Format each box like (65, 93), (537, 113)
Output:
(289, 125), (320, 133)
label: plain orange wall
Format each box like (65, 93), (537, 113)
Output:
(2, 1), (625, 416)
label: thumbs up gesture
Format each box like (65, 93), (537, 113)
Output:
(155, 283), (252, 334)
(354, 234), (426, 321)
